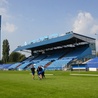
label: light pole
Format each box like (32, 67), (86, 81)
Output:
(0, 15), (1, 60)
(95, 33), (98, 57)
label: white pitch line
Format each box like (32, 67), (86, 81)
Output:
(30, 73), (53, 75)
(45, 74), (53, 75)
(70, 74), (98, 76)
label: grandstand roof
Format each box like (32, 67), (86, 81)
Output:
(14, 31), (95, 52)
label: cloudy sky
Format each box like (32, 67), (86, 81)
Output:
(0, 0), (98, 56)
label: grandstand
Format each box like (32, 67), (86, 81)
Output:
(86, 57), (98, 71)
(0, 31), (96, 71)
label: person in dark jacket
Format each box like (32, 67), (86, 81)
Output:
(31, 64), (35, 79)
(41, 66), (45, 78)
(37, 66), (43, 80)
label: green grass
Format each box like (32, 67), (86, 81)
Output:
(0, 70), (98, 98)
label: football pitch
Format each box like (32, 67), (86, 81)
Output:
(0, 70), (98, 98)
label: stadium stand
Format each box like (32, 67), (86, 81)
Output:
(17, 62), (32, 70)
(86, 57), (98, 71)
(8, 62), (22, 70)
(0, 64), (12, 70)
(46, 59), (72, 70)
(3, 31), (96, 71)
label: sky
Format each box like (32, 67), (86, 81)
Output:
(0, 0), (98, 57)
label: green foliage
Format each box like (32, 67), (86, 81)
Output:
(0, 60), (3, 64)
(2, 39), (10, 63)
(9, 52), (26, 62)
(0, 70), (98, 98)
(96, 51), (98, 57)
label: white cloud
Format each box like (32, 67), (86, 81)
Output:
(0, 0), (17, 33)
(0, 0), (10, 20)
(72, 12), (98, 35)
(91, 25), (98, 34)
(72, 12), (98, 51)
(0, 0), (8, 6)
(0, 7), (10, 20)
(3, 22), (17, 33)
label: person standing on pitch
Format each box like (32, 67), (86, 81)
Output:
(31, 64), (35, 79)
(41, 66), (45, 78)
(37, 66), (43, 80)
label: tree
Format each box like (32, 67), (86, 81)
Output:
(96, 51), (98, 57)
(0, 60), (3, 64)
(9, 52), (26, 62)
(2, 39), (10, 63)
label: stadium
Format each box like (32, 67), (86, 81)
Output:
(1, 1), (98, 97)
(0, 31), (98, 71)
(1, 31), (98, 98)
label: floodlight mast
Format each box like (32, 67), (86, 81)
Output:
(0, 15), (1, 60)
(95, 33), (98, 57)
